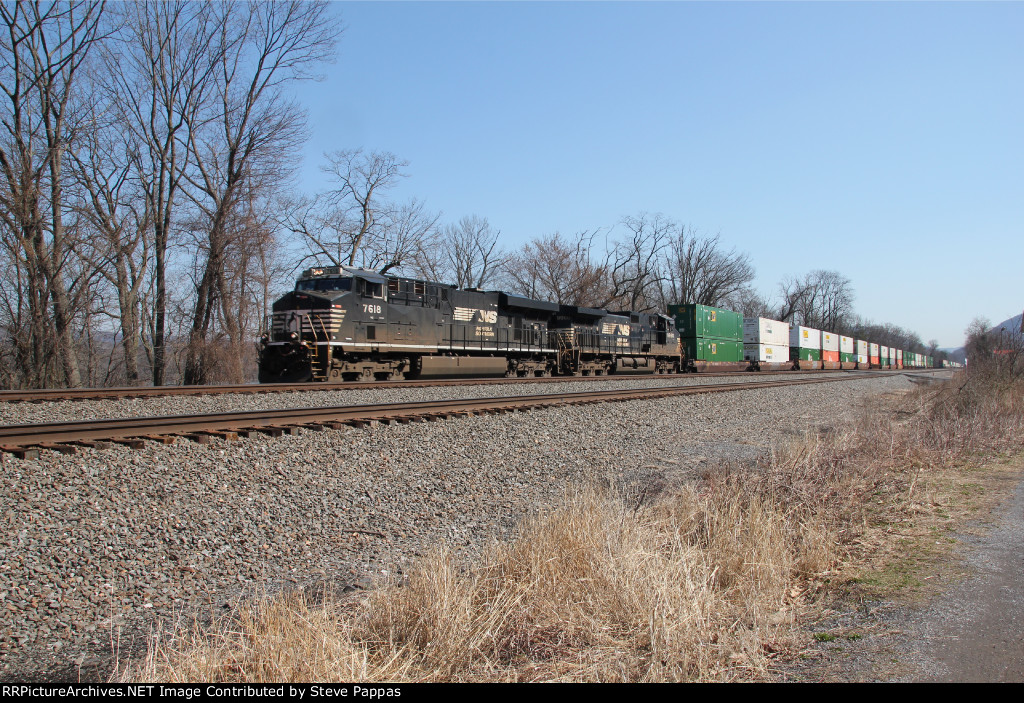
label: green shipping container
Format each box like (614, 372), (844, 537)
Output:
(681, 337), (744, 362)
(668, 304), (743, 341)
(840, 352), (857, 363)
(791, 347), (822, 361)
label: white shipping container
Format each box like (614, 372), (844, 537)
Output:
(856, 340), (868, 356)
(789, 325), (822, 350)
(743, 317), (789, 346)
(869, 342), (880, 357)
(743, 343), (791, 363)
(840, 335), (854, 354)
(822, 332), (840, 352)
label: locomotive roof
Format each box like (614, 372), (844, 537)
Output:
(560, 305), (607, 319)
(497, 292), (561, 313)
(299, 265), (391, 284)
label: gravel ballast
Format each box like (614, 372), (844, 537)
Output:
(0, 372), (938, 680)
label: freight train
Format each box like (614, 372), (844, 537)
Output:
(258, 266), (681, 383)
(258, 266), (934, 383)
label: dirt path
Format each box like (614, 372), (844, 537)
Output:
(782, 458), (1024, 682)
(906, 468), (1024, 682)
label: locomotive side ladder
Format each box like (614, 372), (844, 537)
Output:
(554, 330), (580, 375)
(304, 313), (330, 382)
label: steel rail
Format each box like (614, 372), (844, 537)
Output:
(0, 372), (898, 456)
(0, 367), (909, 404)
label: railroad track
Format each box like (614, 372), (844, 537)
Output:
(0, 372), (902, 459)
(0, 367), (899, 403)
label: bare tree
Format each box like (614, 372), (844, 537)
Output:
(0, 0), (106, 388)
(774, 274), (806, 323)
(965, 317), (993, 367)
(662, 226), (755, 308)
(605, 212), (671, 312)
(276, 192), (338, 265)
(788, 269), (854, 331)
(286, 149), (439, 276)
(503, 231), (610, 307)
(723, 285), (773, 319)
(319, 149), (405, 265)
(101, 0), (221, 385)
(181, 0), (340, 385)
(66, 99), (150, 385)
(415, 214), (505, 288)
(358, 198), (439, 275)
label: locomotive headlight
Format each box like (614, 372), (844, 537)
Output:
(289, 332), (298, 340)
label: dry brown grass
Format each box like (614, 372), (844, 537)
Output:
(127, 369), (1024, 683)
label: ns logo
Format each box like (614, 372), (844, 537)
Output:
(453, 307), (497, 324)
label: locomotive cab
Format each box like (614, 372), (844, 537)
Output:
(260, 266), (394, 382)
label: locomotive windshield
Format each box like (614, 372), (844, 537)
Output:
(296, 276), (352, 292)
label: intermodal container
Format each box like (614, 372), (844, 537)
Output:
(743, 317), (789, 346)
(789, 325), (821, 349)
(856, 340), (868, 365)
(681, 337), (744, 362)
(789, 326), (821, 361)
(791, 346), (822, 361)
(839, 335), (855, 362)
(668, 304), (743, 341)
(743, 343), (790, 363)
(822, 331), (840, 362)
(869, 342), (880, 366)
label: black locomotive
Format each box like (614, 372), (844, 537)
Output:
(258, 266), (681, 383)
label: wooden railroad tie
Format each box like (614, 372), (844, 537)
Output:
(0, 445), (39, 460)
(142, 434), (177, 445)
(70, 440), (113, 450)
(111, 438), (146, 449)
(35, 443), (78, 455)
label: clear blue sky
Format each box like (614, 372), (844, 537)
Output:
(290, 1), (1023, 348)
